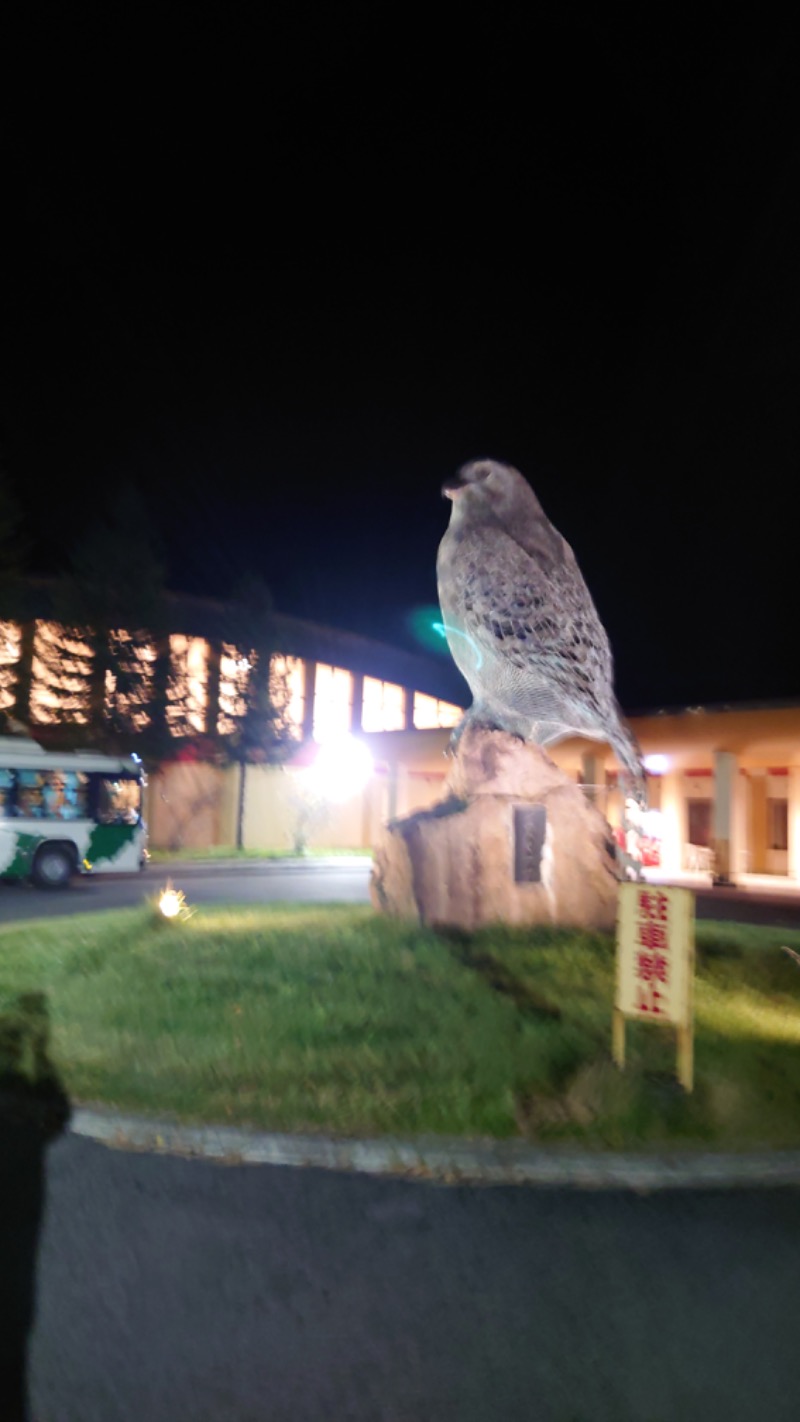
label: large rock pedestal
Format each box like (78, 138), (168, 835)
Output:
(370, 727), (619, 932)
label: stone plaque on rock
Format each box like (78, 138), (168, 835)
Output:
(513, 805), (546, 883)
(371, 726), (619, 932)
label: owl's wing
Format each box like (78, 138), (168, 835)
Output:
(453, 524), (615, 731)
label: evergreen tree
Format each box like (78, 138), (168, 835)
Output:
(222, 574), (298, 848)
(45, 486), (174, 756)
(0, 468), (28, 594)
(0, 468), (31, 728)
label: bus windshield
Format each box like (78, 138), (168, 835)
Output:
(97, 776), (143, 826)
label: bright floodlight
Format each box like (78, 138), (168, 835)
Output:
(641, 808), (664, 838)
(159, 886), (182, 918)
(643, 754), (670, 775)
(310, 736), (373, 803)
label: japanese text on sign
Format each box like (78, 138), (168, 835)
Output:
(616, 884), (694, 1028)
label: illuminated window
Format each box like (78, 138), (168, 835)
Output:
(168, 635), (208, 734)
(30, 621), (92, 725)
(218, 648), (305, 739)
(0, 621), (21, 711)
(270, 656), (305, 737)
(413, 692), (463, 730)
(361, 677), (406, 732)
(313, 664), (353, 742)
(218, 643), (251, 734)
(29, 622), (159, 731)
(105, 633), (155, 732)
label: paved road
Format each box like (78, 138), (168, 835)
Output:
(696, 885), (800, 929)
(0, 859), (373, 923)
(3, 858), (800, 928)
(26, 1133), (800, 1422)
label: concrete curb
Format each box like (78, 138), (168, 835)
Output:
(69, 1107), (800, 1191)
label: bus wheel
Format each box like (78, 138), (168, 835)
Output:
(32, 845), (74, 889)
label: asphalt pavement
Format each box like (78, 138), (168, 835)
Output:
(0, 858), (373, 922)
(27, 1133), (800, 1422)
(3, 856), (800, 928)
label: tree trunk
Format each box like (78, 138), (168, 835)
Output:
(88, 630), (109, 743)
(236, 761), (246, 850)
(148, 633), (172, 760)
(205, 638), (222, 739)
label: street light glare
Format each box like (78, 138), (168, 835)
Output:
(310, 736), (373, 803)
(159, 887), (182, 918)
(643, 754), (670, 775)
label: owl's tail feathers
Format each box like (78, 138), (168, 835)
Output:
(609, 722), (648, 882)
(610, 724), (647, 809)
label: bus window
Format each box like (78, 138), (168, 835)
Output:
(0, 768), (14, 817)
(41, 772), (67, 819)
(0, 773), (13, 819)
(16, 769), (89, 820)
(98, 777), (142, 826)
(48, 771), (89, 820)
(16, 771), (44, 818)
(18, 789), (45, 817)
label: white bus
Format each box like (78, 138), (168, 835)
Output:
(0, 735), (148, 887)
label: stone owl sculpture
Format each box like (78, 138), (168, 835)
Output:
(436, 459), (645, 805)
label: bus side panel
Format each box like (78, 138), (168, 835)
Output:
(9, 817), (92, 867)
(0, 827), (42, 880)
(85, 823), (144, 872)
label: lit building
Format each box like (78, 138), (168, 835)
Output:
(2, 591), (800, 881)
(0, 590), (466, 854)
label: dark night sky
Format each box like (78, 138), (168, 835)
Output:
(2, 12), (798, 711)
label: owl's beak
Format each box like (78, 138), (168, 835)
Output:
(442, 462), (488, 498)
(441, 474), (466, 500)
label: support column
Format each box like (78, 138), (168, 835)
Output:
(788, 768), (800, 881)
(712, 751), (738, 885)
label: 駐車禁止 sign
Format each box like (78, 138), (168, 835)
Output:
(614, 884), (695, 1089)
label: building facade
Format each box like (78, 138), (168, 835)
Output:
(2, 593), (799, 879)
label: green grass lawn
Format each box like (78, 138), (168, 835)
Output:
(2, 905), (800, 1149)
